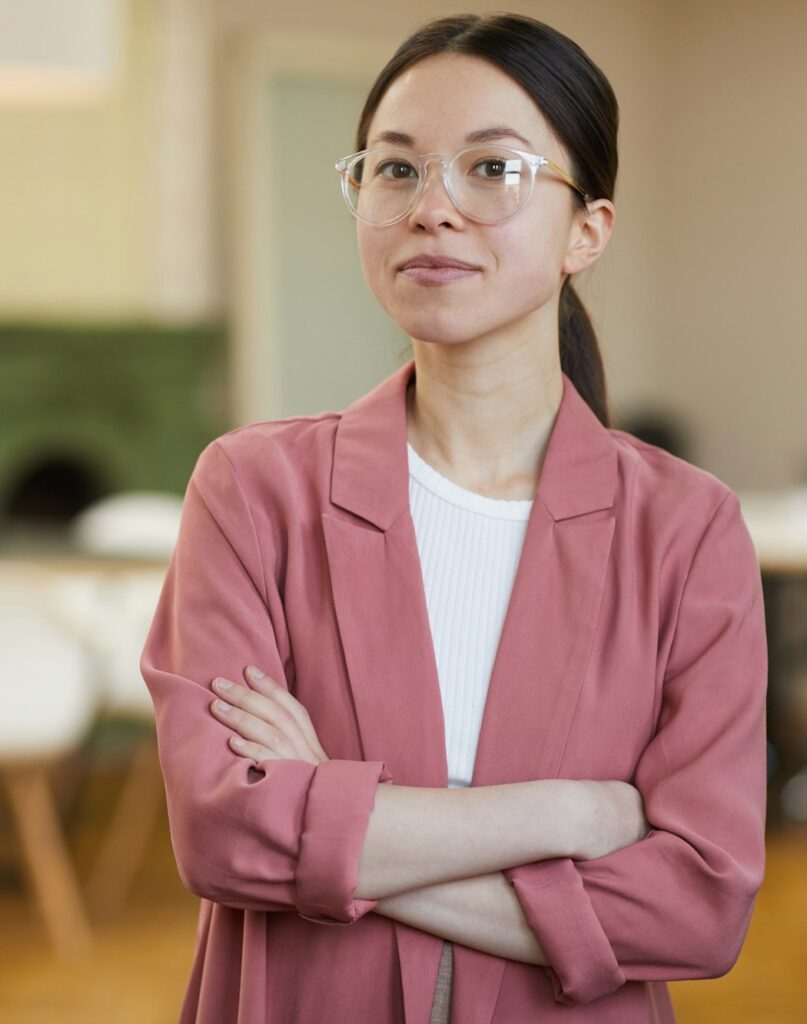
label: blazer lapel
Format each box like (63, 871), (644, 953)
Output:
(470, 372), (617, 788)
(323, 357), (618, 1024)
(321, 506), (448, 787)
(322, 359), (448, 789)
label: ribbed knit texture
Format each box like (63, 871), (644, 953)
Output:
(406, 441), (533, 788)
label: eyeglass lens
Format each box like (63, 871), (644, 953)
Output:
(346, 147), (530, 224)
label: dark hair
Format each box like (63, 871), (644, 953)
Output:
(355, 12), (619, 426)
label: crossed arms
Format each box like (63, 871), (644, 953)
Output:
(141, 441), (767, 1005)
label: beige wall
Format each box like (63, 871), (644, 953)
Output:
(660, 0), (807, 488)
(0, 0), (218, 320)
(0, 0), (802, 488)
(0, 0), (150, 316)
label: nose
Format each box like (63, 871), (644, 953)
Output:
(407, 155), (464, 229)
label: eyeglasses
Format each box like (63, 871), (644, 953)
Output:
(334, 144), (592, 226)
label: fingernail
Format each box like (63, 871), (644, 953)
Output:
(214, 699), (231, 713)
(213, 678), (231, 691)
(246, 665), (265, 680)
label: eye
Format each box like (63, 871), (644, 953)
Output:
(470, 157), (508, 179)
(376, 159), (417, 180)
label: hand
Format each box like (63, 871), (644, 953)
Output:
(209, 665), (329, 766)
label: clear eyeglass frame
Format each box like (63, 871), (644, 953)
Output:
(334, 144), (593, 226)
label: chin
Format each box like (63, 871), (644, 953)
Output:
(399, 322), (483, 347)
(387, 303), (493, 347)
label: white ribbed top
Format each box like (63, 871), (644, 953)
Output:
(406, 441), (533, 788)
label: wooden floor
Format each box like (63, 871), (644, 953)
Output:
(1, 754), (806, 1024)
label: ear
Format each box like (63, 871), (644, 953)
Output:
(562, 198), (615, 276)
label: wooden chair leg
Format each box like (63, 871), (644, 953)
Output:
(86, 732), (165, 918)
(2, 765), (93, 958)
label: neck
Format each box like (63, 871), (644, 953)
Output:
(405, 341), (563, 500)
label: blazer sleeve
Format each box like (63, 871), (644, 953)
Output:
(503, 489), (768, 1004)
(140, 439), (393, 926)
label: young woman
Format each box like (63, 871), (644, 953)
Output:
(141, 13), (767, 1023)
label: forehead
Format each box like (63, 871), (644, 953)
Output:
(366, 52), (554, 151)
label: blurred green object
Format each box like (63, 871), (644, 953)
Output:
(0, 321), (229, 525)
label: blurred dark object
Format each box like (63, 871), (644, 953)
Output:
(614, 408), (691, 461)
(764, 574), (807, 827)
(0, 321), (229, 553)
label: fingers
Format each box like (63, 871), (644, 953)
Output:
(227, 734), (284, 763)
(210, 695), (303, 760)
(210, 677), (312, 761)
(244, 665), (329, 762)
(208, 667), (329, 765)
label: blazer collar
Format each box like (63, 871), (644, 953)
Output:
(331, 358), (617, 527)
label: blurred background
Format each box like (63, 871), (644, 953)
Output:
(0, 0), (805, 1021)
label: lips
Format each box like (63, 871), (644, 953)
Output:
(398, 254), (481, 271)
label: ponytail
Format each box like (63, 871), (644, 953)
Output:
(559, 279), (610, 428)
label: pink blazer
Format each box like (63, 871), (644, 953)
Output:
(141, 358), (767, 1024)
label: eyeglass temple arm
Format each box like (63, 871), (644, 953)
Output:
(542, 157), (591, 203)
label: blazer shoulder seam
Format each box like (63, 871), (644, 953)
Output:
(212, 410), (340, 443)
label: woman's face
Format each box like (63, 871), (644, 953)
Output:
(356, 52), (600, 351)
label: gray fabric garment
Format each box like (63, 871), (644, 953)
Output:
(429, 941), (454, 1023)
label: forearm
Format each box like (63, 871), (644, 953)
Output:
(372, 871), (548, 965)
(354, 778), (588, 899)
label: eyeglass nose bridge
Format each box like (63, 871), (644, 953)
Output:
(407, 151), (460, 215)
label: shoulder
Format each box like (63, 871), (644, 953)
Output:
(187, 411), (340, 524)
(606, 428), (748, 567)
(604, 431), (760, 626)
(194, 411), (338, 480)
(609, 426), (735, 516)
(213, 409), (338, 460)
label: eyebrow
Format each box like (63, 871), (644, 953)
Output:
(368, 126), (533, 148)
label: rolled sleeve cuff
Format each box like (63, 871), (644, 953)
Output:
(295, 759), (393, 925)
(504, 858), (625, 1004)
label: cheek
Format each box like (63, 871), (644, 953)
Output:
(502, 206), (572, 286)
(489, 226), (558, 303)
